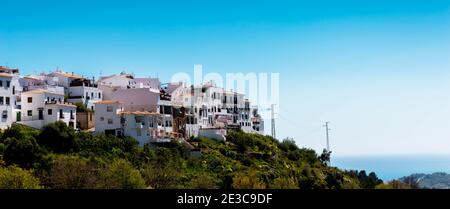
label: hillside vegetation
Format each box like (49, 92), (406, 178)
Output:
(0, 122), (382, 189)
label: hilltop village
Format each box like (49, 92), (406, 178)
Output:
(0, 66), (264, 147)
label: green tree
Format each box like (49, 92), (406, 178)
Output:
(74, 102), (91, 113)
(100, 159), (146, 189)
(37, 121), (76, 153)
(3, 137), (42, 168)
(319, 149), (331, 165)
(43, 155), (100, 189)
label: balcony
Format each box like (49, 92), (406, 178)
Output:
(68, 95), (83, 99)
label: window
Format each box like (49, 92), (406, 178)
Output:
(91, 92), (94, 98)
(48, 109), (52, 115)
(70, 110), (74, 119)
(136, 129), (141, 136)
(5, 97), (10, 106)
(2, 111), (7, 119)
(100, 117), (104, 121)
(0, 80), (2, 86)
(59, 109), (64, 118)
(12, 86), (15, 94)
(0, 97), (3, 105)
(27, 110), (32, 116)
(106, 106), (113, 112)
(27, 97), (32, 103)
(6, 81), (10, 88)
(98, 92), (101, 98)
(107, 119), (113, 124)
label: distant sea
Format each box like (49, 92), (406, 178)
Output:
(331, 155), (450, 181)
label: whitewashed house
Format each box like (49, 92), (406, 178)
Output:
(20, 75), (65, 95)
(67, 78), (102, 110)
(94, 100), (173, 145)
(251, 107), (265, 135)
(111, 88), (160, 112)
(120, 111), (163, 144)
(168, 81), (263, 138)
(0, 72), (21, 129)
(19, 89), (76, 129)
(94, 100), (124, 136)
(48, 70), (82, 89)
(128, 77), (160, 90)
(98, 72), (134, 88)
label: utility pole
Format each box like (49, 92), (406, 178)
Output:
(270, 104), (276, 139)
(323, 121), (331, 165)
(324, 121), (330, 151)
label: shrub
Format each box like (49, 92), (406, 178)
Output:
(0, 165), (41, 189)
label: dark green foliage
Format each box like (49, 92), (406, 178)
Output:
(37, 121), (76, 153)
(3, 137), (42, 168)
(0, 122), (380, 189)
(345, 170), (383, 189)
(74, 102), (91, 112)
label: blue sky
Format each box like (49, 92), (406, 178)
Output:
(1, 0), (449, 155)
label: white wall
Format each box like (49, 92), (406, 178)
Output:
(94, 102), (123, 134)
(0, 76), (15, 129)
(68, 86), (102, 110)
(198, 128), (227, 141)
(112, 88), (159, 112)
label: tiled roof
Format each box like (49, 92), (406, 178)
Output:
(53, 71), (82, 79)
(121, 111), (160, 116)
(94, 100), (123, 104)
(0, 73), (13, 78)
(22, 89), (64, 95)
(46, 102), (77, 108)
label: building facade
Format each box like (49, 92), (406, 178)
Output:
(19, 89), (76, 129)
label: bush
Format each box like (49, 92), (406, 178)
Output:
(232, 170), (266, 189)
(0, 165), (41, 189)
(141, 163), (184, 189)
(269, 177), (299, 189)
(187, 172), (219, 189)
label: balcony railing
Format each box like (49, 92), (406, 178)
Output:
(68, 95), (83, 99)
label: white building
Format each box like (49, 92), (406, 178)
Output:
(67, 78), (102, 110)
(19, 89), (76, 129)
(110, 88), (160, 112)
(94, 100), (173, 145)
(121, 111), (163, 144)
(0, 72), (21, 129)
(20, 76), (65, 95)
(48, 70), (82, 89)
(94, 100), (124, 136)
(128, 77), (160, 90)
(98, 72), (134, 88)
(169, 82), (263, 137)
